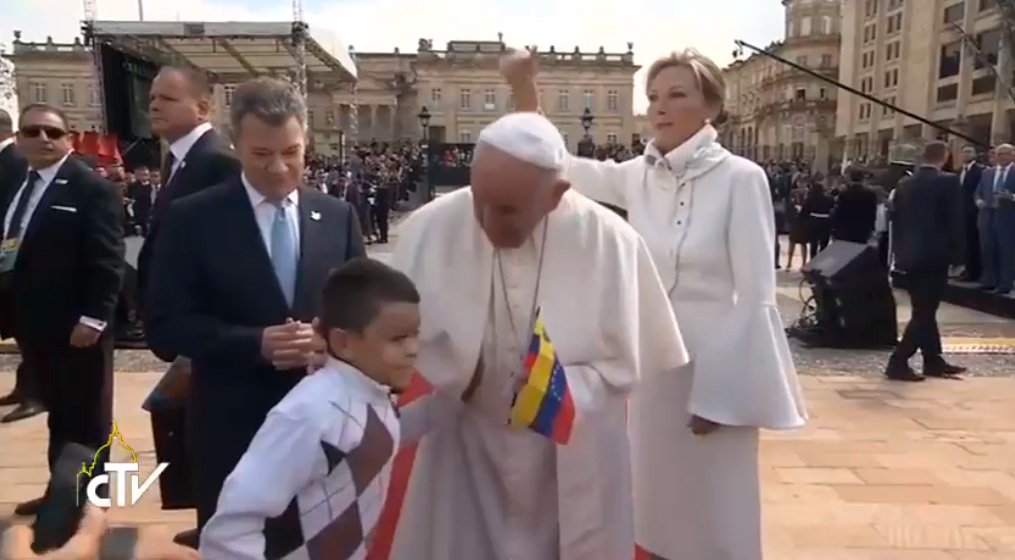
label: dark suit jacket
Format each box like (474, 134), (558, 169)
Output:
(0, 142), (27, 198)
(137, 128), (240, 299)
(144, 178), (365, 496)
(0, 156), (125, 341)
(831, 183), (878, 243)
(891, 166), (964, 272)
(126, 180), (155, 228)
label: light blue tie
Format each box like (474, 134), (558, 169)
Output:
(270, 202), (297, 306)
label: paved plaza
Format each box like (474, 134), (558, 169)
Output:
(1, 234), (1014, 558)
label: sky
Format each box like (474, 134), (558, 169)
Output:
(1, 0), (785, 113)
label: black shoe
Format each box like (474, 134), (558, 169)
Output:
(0, 391), (20, 406)
(924, 362), (966, 379)
(994, 289), (1012, 296)
(885, 365), (925, 382)
(979, 284), (996, 291)
(0, 401), (45, 423)
(173, 528), (199, 549)
(958, 272), (979, 282)
(13, 496), (46, 516)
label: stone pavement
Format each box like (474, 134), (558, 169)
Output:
(2, 370), (1015, 558)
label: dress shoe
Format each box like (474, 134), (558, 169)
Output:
(994, 289), (1012, 296)
(173, 528), (199, 549)
(885, 365), (925, 382)
(13, 496), (46, 516)
(1, 401), (45, 423)
(958, 272), (979, 282)
(0, 391), (20, 406)
(979, 284), (997, 291)
(925, 362), (967, 378)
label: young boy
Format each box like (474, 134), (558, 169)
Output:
(199, 257), (420, 560)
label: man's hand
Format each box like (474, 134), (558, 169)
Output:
(688, 414), (722, 436)
(69, 324), (101, 348)
(975, 198), (986, 209)
(1, 504), (106, 560)
(499, 48), (537, 87)
(260, 319), (317, 371)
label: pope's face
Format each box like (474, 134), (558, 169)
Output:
(470, 147), (568, 248)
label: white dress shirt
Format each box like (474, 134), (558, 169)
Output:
(241, 173), (301, 258)
(166, 121), (213, 182)
(2, 152), (107, 332)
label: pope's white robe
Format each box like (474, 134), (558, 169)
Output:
(566, 125), (808, 560)
(387, 188), (688, 560)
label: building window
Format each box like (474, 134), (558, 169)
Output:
(884, 68), (899, 88)
(936, 83), (959, 102)
(431, 88), (442, 103)
(883, 97), (896, 116)
(224, 85), (235, 106)
(974, 30), (1003, 68)
(886, 41), (901, 60)
(859, 102), (871, 120)
(819, 87), (828, 99)
(606, 133), (618, 145)
(88, 85), (100, 106)
(562, 132), (569, 148)
(31, 82), (47, 103)
(861, 76), (874, 93)
(939, 41), (961, 78)
(583, 89), (594, 110)
(821, 16), (833, 34)
(557, 90), (569, 112)
(60, 83), (75, 107)
(460, 88), (472, 110)
(943, 2), (965, 23)
(484, 88), (496, 110)
(821, 54), (833, 67)
(971, 75), (996, 95)
(606, 90), (619, 111)
(888, 0), (904, 8)
(325, 110), (335, 125)
(801, 17), (812, 36)
(979, 0), (997, 11)
(459, 130), (472, 143)
(795, 88), (807, 101)
(862, 50), (875, 68)
(796, 55), (808, 66)
(863, 24), (877, 44)
(886, 13), (902, 34)
(865, 0), (879, 18)
(507, 92), (515, 111)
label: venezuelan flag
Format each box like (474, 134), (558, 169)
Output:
(509, 309), (575, 444)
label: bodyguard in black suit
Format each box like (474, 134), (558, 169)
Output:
(137, 66), (241, 303)
(886, 141), (966, 382)
(957, 146), (984, 282)
(0, 104), (124, 514)
(145, 78), (366, 541)
(831, 170), (878, 245)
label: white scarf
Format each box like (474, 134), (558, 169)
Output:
(642, 124), (729, 184)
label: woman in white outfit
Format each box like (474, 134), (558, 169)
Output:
(503, 49), (808, 559)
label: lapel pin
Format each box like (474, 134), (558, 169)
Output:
(55, 178), (68, 185)
(310, 211), (322, 221)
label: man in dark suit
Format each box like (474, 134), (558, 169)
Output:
(145, 77), (366, 546)
(831, 169), (878, 244)
(0, 104), (124, 514)
(957, 145), (985, 282)
(125, 165), (156, 236)
(137, 66), (240, 303)
(886, 141), (966, 382)
(0, 108), (46, 423)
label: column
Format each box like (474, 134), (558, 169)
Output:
(368, 105), (377, 141)
(389, 104), (397, 141)
(989, 38), (1011, 146)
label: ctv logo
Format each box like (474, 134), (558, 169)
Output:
(77, 422), (169, 507)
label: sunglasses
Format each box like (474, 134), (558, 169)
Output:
(20, 125), (68, 140)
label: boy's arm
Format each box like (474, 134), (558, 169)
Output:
(199, 410), (323, 559)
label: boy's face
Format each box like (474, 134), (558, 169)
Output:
(328, 302), (420, 391)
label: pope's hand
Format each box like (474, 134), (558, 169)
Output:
(499, 48), (538, 86)
(688, 415), (721, 436)
(261, 319), (317, 370)
(1, 504), (106, 560)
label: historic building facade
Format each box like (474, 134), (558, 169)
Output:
(5, 30), (639, 156)
(835, 0), (1014, 161)
(721, 0), (841, 172)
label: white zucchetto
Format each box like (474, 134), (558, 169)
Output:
(477, 112), (567, 171)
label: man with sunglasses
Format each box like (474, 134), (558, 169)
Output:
(0, 103), (125, 517)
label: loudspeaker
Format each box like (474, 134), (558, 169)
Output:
(802, 241), (898, 348)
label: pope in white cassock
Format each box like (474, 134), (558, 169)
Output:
(387, 112), (689, 560)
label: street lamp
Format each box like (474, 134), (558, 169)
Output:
(417, 106), (432, 203)
(578, 107), (595, 157)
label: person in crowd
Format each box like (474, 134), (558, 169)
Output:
(785, 183), (810, 270)
(387, 111), (688, 559)
(506, 48), (806, 560)
(145, 77), (366, 547)
(800, 179), (834, 258)
(831, 168), (878, 245)
(887, 141), (966, 381)
(200, 259), (418, 559)
(1, 103), (125, 517)
(137, 65), (240, 305)
(957, 145), (985, 282)
(975, 143), (1015, 295)
(126, 165), (156, 236)
(0, 108), (45, 424)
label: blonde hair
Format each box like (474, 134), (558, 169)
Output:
(646, 49), (727, 124)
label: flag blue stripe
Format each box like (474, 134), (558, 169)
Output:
(531, 359), (566, 434)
